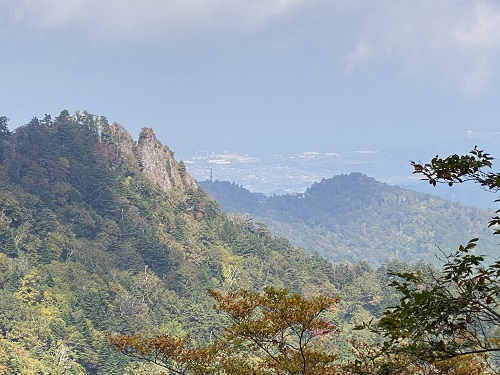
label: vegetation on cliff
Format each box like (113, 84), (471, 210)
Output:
(0, 111), (395, 374)
(1, 111), (497, 374)
(110, 148), (500, 374)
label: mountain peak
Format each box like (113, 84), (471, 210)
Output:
(138, 127), (196, 192)
(109, 123), (197, 193)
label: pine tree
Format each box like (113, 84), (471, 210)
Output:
(0, 229), (17, 258)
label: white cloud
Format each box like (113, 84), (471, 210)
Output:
(451, 2), (500, 49)
(343, 0), (500, 95)
(2, 0), (315, 39)
(3, 0), (500, 95)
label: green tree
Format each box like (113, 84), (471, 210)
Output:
(367, 147), (500, 369)
(178, 160), (187, 178)
(0, 116), (10, 138)
(0, 228), (17, 258)
(0, 116), (11, 161)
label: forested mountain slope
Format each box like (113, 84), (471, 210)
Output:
(0, 111), (367, 373)
(199, 175), (496, 265)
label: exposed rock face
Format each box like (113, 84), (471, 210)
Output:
(109, 123), (196, 192)
(137, 127), (197, 191)
(110, 122), (137, 167)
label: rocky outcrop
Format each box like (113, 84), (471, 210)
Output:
(137, 127), (197, 191)
(109, 123), (196, 192)
(110, 122), (138, 168)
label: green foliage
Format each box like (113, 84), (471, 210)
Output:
(8, 110), (483, 374)
(411, 147), (498, 189)
(0, 115), (11, 162)
(0, 111), (351, 373)
(363, 147), (500, 370)
(374, 238), (500, 361)
(199, 174), (495, 265)
(0, 228), (17, 258)
(178, 160), (187, 178)
(0, 116), (9, 136)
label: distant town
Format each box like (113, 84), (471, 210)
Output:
(183, 141), (499, 210)
(184, 149), (414, 195)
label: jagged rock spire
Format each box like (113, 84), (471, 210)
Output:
(110, 123), (196, 192)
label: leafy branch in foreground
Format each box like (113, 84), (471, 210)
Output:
(376, 238), (500, 359)
(411, 146), (498, 190)
(411, 146), (500, 232)
(107, 333), (216, 374)
(346, 339), (490, 375)
(365, 147), (500, 370)
(109, 287), (340, 374)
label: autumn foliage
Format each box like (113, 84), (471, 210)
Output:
(109, 287), (340, 374)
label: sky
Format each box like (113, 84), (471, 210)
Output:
(1, 0), (500, 158)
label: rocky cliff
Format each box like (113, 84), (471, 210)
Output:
(110, 123), (197, 193)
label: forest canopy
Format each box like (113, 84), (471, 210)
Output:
(0, 111), (392, 373)
(0, 111), (498, 374)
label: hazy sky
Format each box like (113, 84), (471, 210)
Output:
(1, 1), (500, 157)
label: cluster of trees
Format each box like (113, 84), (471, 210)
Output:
(109, 288), (340, 374)
(113, 147), (500, 374)
(199, 173), (495, 265)
(369, 149), (500, 371)
(0, 111), (498, 374)
(0, 111), (402, 373)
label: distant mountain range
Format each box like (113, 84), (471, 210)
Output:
(185, 138), (500, 209)
(199, 173), (496, 265)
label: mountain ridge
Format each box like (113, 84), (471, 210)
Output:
(0, 111), (353, 373)
(199, 173), (495, 265)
